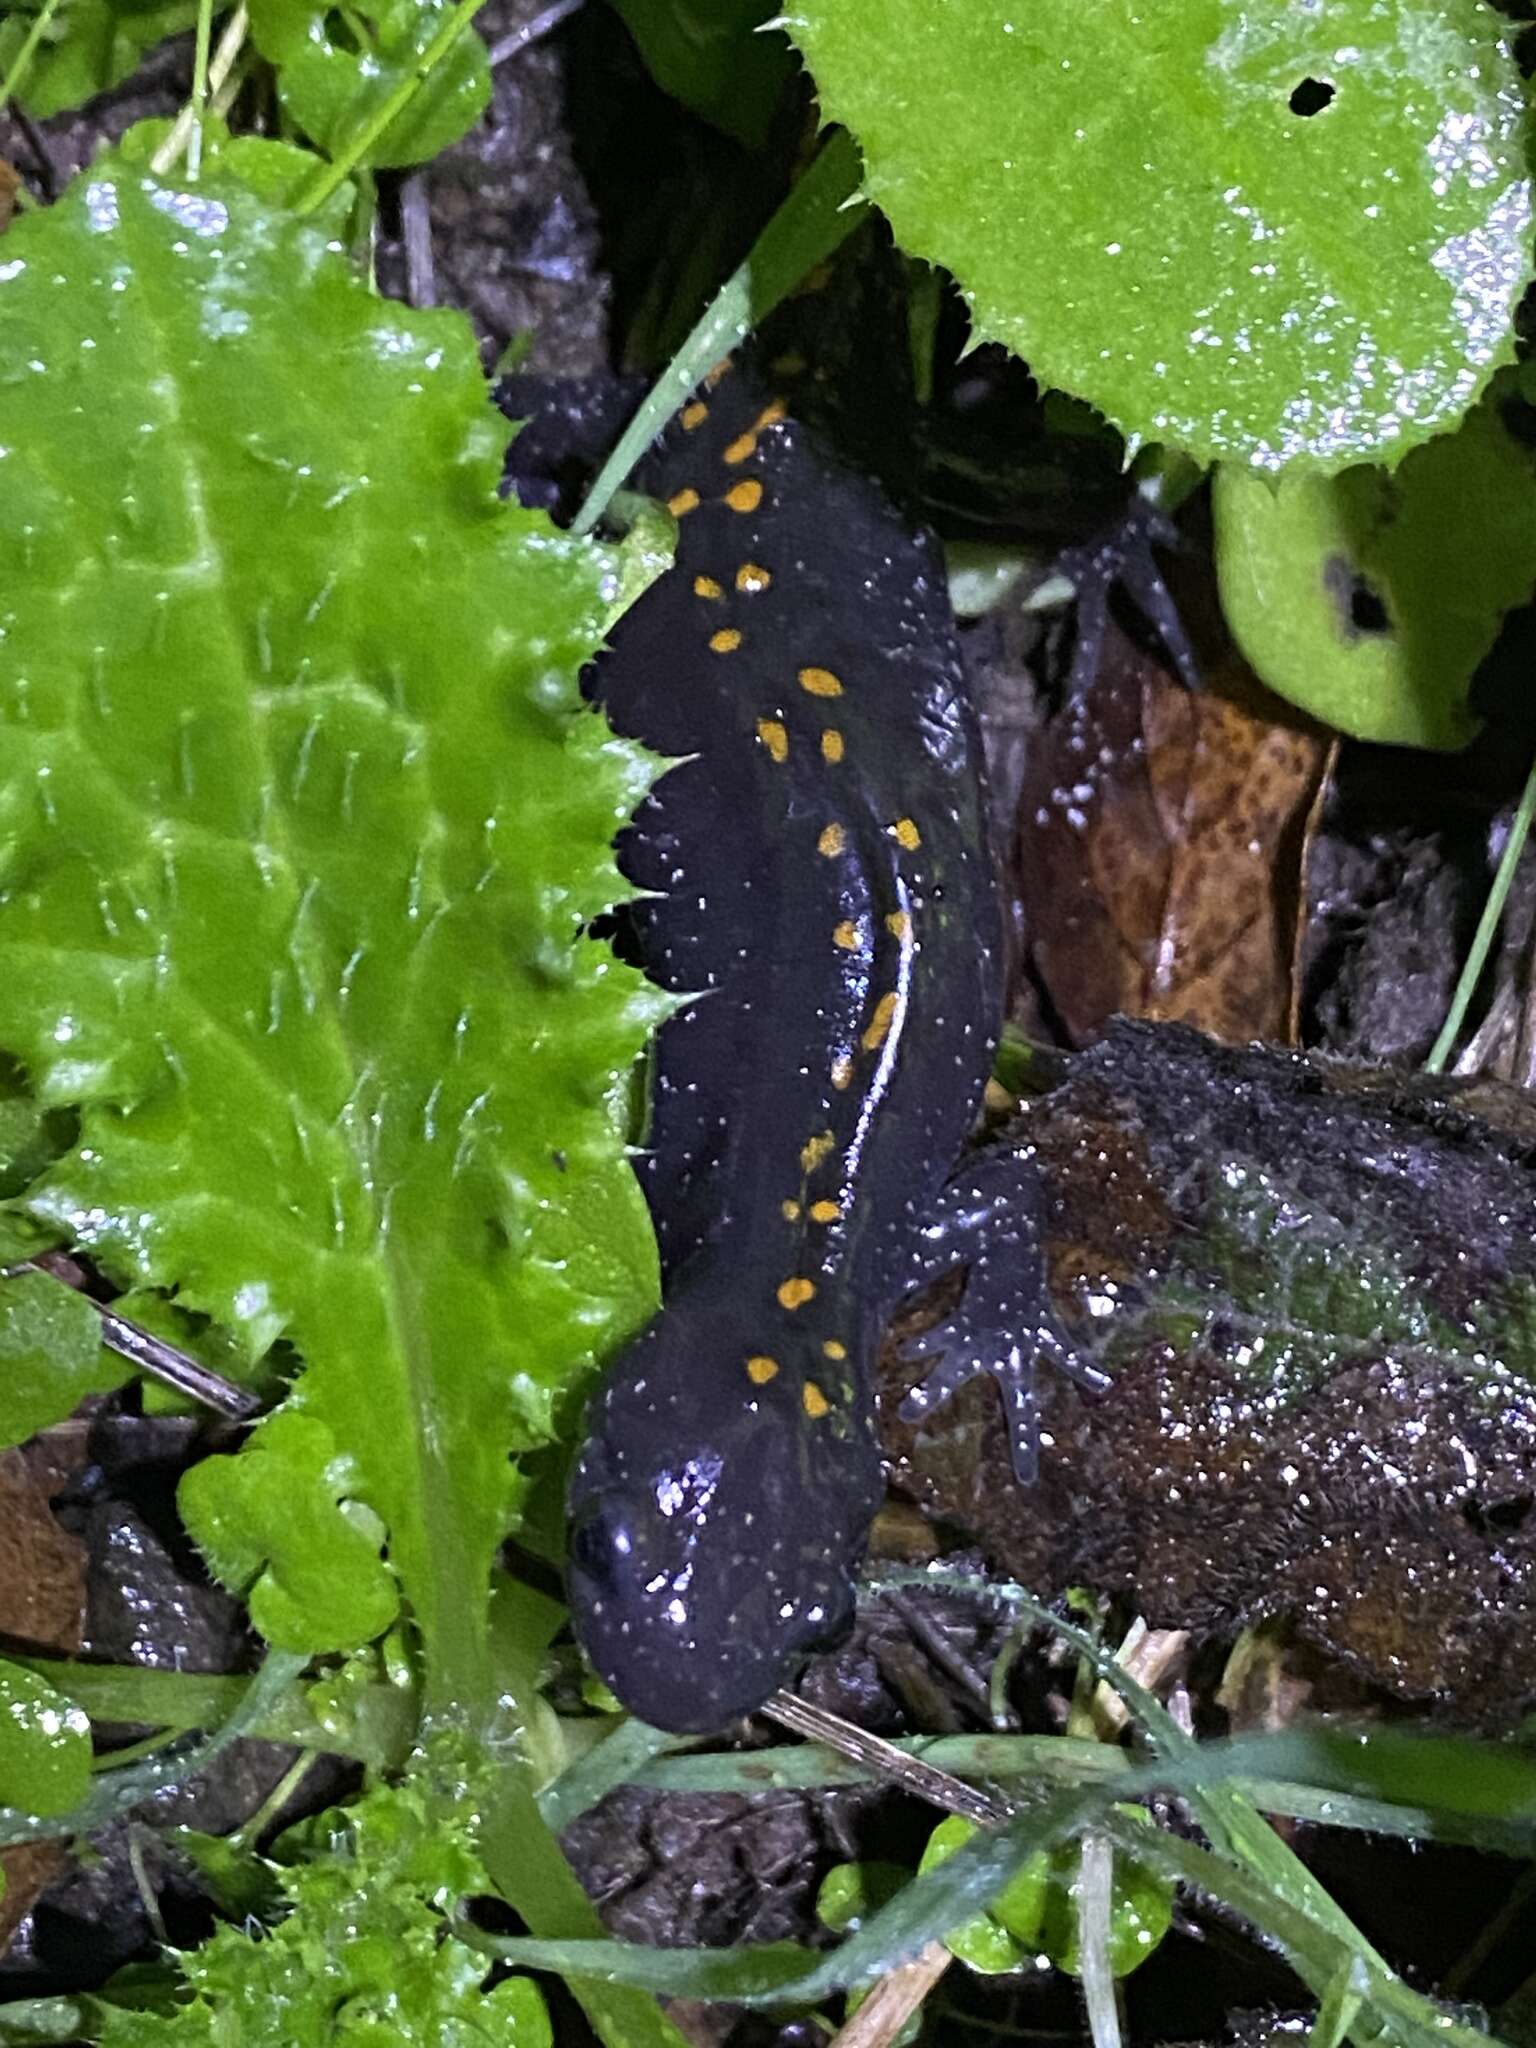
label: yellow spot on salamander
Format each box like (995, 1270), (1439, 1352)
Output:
(694, 574), (724, 600)
(862, 991), (899, 1052)
(704, 358), (732, 388)
(755, 398), (788, 430)
(833, 920), (861, 951)
(757, 719), (789, 762)
(823, 1339), (847, 1361)
(800, 1130), (835, 1172)
(778, 1276), (816, 1310)
(782, 1198), (801, 1221)
(668, 487), (700, 517)
(682, 400), (709, 431)
(885, 911), (912, 941)
(821, 729), (845, 764)
(710, 628), (743, 654)
(809, 1199), (841, 1223)
(799, 666), (843, 698)
(724, 429), (758, 466)
(892, 816), (921, 850)
(802, 1382), (831, 1419)
(726, 479), (763, 514)
(817, 823), (845, 858)
(747, 1354), (779, 1385)
(831, 1055), (853, 1091)
(737, 562), (772, 593)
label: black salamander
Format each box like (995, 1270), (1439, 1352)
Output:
(563, 353), (1106, 1734)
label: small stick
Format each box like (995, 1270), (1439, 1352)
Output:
(762, 1691), (1010, 1830)
(487, 0), (583, 67)
(828, 1940), (953, 2048)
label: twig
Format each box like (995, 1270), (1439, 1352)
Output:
(763, 1691), (1011, 1830)
(187, 0), (216, 176)
(828, 1940), (953, 2048)
(149, 3), (249, 176)
(1425, 749), (1536, 1075)
(487, 0), (583, 67)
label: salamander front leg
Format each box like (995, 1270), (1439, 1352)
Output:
(896, 1148), (1108, 1483)
(1054, 493), (1200, 701)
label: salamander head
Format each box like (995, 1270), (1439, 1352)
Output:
(566, 1290), (882, 1733)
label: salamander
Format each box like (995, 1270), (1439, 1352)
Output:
(559, 346), (1107, 1734)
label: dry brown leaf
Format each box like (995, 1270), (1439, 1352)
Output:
(1017, 616), (1327, 1045)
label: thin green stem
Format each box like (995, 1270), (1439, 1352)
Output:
(1425, 747), (1536, 1074)
(294, 0), (488, 216)
(0, 0), (64, 122)
(149, 0), (248, 176)
(187, 0), (216, 177)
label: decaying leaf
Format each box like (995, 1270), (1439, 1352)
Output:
(1017, 620), (1328, 1045)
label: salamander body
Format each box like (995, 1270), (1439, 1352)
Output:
(565, 351), (1089, 1732)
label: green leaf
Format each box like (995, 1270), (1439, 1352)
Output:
(247, 0), (491, 168)
(119, 117), (334, 208)
(608, 0), (792, 148)
(0, 0), (195, 119)
(0, 1269), (124, 1449)
(783, 0), (1532, 470)
(0, 1660), (90, 1817)
(94, 1750), (554, 2045)
(0, 162), (665, 1715)
(181, 1410), (400, 1653)
(1037, 1824), (1174, 1979)
(1214, 372), (1536, 748)
(919, 1816), (1046, 1974)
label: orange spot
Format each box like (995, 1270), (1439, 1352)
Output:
(682, 400), (709, 431)
(799, 666), (843, 698)
(802, 1382), (831, 1418)
(833, 920), (861, 951)
(862, 991), (899, 1052)
(747, 1354), (779, 1385)
(724, 430), (758, 465)
(892, 816), (921, 850)
(736, 562), (772, 593)
(823, 1339), (847, 1361)
(817, 824), (845, 858)
(755, 399), (788, 431)
(800, 1130), (835, 1172)
(757, 719), (788, 763)
(778, 1277), (816, 1310)
(821, 730), (845, 764)
(704, 358), (733, 388)
(668, 487), (700, 517)
(710, 628), (743, 654)
(726, 479), (763, 514)
(694, 574), (724, 600)
(885, 911), (912, 941)
(831, 1055), (854, 1091)
(809, 1199), (841, 1223)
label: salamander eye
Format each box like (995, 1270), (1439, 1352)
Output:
(568, 1500), (628, 1593)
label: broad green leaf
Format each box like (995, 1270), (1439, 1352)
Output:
(0, 1269), (123, 1449)
(94, 1751), (553, 2045)
(1215, 372), (1536, 747)
(247, 0), (490, 168)
(783, 0), (1532, 470)
(0, 0), (194, 119)
(0, 1660), (90, 1816)
(181, 1409), (399, 1653)
(119, 118), (333, 209)
(0, 163), (665, 1715)
(920, 1816), (1046, 1973)
(608, 0), (792, 148)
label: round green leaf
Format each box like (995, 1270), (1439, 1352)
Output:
(919, 1816), (1048, 1974)
(785, 0), (1532, 470)
(1039, 1831), (1174, 1980)
(0, 1660), (90, 1817)
(247, 0), (490, 169)
(0, 1269), (126, 1450)
(1215, 369), (1536, 748)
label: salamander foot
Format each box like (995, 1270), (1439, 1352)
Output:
(1054, 493), (1200, 701)
(896, 1149), (1108, 1483)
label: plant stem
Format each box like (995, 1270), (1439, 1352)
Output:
(149, 2), (248, 176)
(187, 0), (216, 177)
(1425, 746), (1536, 1075)
(0, 0), (64, 122)
(294, 0), (487, 216)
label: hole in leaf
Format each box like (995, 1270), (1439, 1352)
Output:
(1324, 556), (1393, 641)
(1288, 77), (1335, 117)
(1348, 582), (1390, 635)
